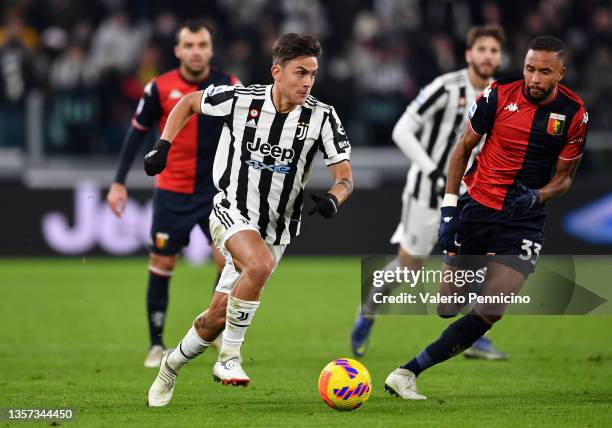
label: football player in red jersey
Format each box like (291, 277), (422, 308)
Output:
(385, 36), (589, 400)
(107, 20), (239, 368)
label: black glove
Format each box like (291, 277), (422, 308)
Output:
(507, 183), (540, 216)
(307, 193), (339, 219)
(438, 205), (460, 254)
(144, 139), (172, 176)
(428, 168), (447, 198)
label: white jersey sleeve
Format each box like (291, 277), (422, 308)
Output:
(200, 84), (236, 119)
(319, 106), (351, 166)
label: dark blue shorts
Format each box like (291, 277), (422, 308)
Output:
(443, 193), (547, 276)
(149, 188), (214, 256)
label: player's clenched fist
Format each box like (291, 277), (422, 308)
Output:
(308, 193), (339, 219)
(507, 183), (540, 216)
(144, 139), (172, 176)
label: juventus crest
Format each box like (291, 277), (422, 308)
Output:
(296, 121), (309, 141)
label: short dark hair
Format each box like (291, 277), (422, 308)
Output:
(466, 24), (506, 49)
(175, 19), (212, 44)
(527, 35), (567, 59)
(272, 33), (322, 65)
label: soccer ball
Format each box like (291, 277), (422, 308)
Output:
(317, 358), (371, 411)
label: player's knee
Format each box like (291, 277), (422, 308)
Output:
(472, 304), (505, 324)
(438, 312), (457, 319)
(484, 314), (503, 324)
(436, 303), (460, 319)
(470, 309), (503, 325)
(149, 253), (177, 272)
(243, 254), (275, 285)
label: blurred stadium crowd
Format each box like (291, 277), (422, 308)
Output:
(1, 0), (611, 155)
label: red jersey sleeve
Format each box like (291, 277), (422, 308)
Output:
(559, 106), (588, 160)
(132, 80), (161, 131)
(468, 81), (499, 136)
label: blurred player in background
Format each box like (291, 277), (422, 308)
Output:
(352, 24), (508, 360)
(106, 19), (239, 367)
(144, 33), (353, 407)
(385, 35), (589, 400)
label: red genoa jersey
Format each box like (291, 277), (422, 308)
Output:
(465, 77), (588, 211)
(132, 68), (240, 194)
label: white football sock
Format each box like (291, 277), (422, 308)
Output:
(167, 326), (210, 370)
(220, 295), (260, 359)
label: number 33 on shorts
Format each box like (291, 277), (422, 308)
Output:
(518, 239), (541, 265)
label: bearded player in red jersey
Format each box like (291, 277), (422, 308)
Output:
(106, 20), (240, 367)
(384, 35), (589, 400)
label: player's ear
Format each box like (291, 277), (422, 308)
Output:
(174, 44), (181, 60)
(271, 64), (282, 81)
(465, 49), (471, 65)
(559, 65), (565, 81)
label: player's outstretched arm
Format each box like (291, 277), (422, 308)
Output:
(143, 91), (204, 176)
(308, 160), (353, 219)
(538, 157), (581, 203)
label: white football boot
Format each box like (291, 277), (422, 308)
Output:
(384, 368), (427, 400)
(144, 345), (164, 368)
(147, 348), (178, 407)
(212, 355), (250, 386)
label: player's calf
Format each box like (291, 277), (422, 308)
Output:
(194, 295), (229, 341)
(145, 253), (178, 366)
(436, 263), (471, 318)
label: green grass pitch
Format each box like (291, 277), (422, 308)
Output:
(1, 257), (611, 427)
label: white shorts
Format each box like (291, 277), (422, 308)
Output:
(209, 201), (286, 295)
(390, 192), (440, 258)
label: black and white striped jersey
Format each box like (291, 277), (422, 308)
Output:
(399, 68), (488, 208)
(199, 83), (351, 245)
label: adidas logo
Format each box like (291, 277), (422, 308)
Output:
(245, 118), (257, 128)
(504, 103), (519, 112)
(443, 216), (453, 223)
(169, 89), (183, 99)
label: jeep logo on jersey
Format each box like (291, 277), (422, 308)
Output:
(246, 138), (295, 162)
